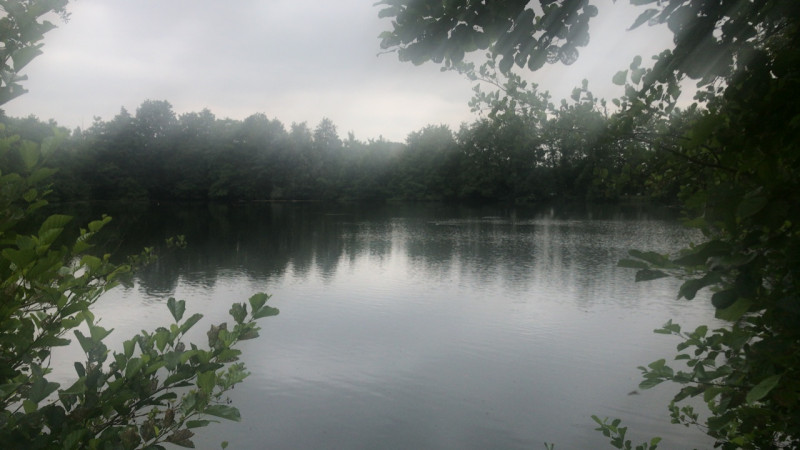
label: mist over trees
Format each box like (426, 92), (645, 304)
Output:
(1, 92), (675, 205)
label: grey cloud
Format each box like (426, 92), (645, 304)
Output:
(4, 1), (675, 142)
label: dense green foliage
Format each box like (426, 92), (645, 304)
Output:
(378, 0), (799, 448)
(2, 95), (666, 204)
(0, 1), (279, 448)
(0, 0), (670, 206)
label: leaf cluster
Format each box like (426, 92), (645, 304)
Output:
(616, 14), (800, 443)
(591, 416), (661, 450)
(377, 0), (597, 72)
(0, 126), (280, 448)
(0, 0), (68, 105)
(1, 4), (278, 446)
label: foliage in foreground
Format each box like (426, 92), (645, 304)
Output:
(378, 0), (800, 448)
(1, 1), (278, 447)
(0, 126), (280, 448)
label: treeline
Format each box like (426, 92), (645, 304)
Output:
(1, 94), (679, 204)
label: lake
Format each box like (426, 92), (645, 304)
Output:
(60, 202), (718, 449)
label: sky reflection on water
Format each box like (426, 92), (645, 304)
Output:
(64, 203), (719, 449)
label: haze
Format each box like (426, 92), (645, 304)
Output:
(4, 1), (672, 142)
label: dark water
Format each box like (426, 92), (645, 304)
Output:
(56, 202), (718, 449)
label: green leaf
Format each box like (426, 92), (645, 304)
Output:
(639, 377), (664, 389)
(197, 371), (216, 394)
(30, 378), (60, 403)
(186, 420), (214, 429)
(37, 227), (62, 246)
(74, 362), (86, 378)
(125, 357), (144, 378)
(736, 194), (767, 219)
(61, 302), (89, 321)
(39, 134), (62, 158)
(678, 277), (711, 300)
(39, 214), (72, 234)
(73, 237), (92, 254)
(655, 319), (680, 334)
(19, 140), (40, 170)
(166, 431), (196, 448)
(29, 167), (57, 184)
(2, 248), (35, 268)
(164, 350), (181, 371)
(60, 378), (87, 396)
(37, 335), (71, 347)
(631, 67), (646, 85)
(27, 199), (48, 212)
(87, 216), (111, 232)
(214, 348), (242, 363)
(179, 349), (200, 364)
(229, 303), (247, 324)
(498, 54), (513, 74)
(692, 325), (708, 338)
(11, 45), (44, 71)
(23, 399), (37, 413)
(239, 329), (260, 340)
(629, 9), (658, 30)
(64, 430), (88, 449)
(613, 70), (628, 86)
(253, 305), (280, 320)
(715, 298), (753, 321)
(629, 55), (643, 70)
(16, 235), (36, 250)
(746, 375), (781, 404)
(377, 6), (400, 19)
(711, 289), (738, 309)
(180, 313), (203, 334)
(618, 258), (649, 269)
(648, 359), (666, 370)
(248, 293), (270, 314)
(74, 330), (93, 353)
(628, 250), (671, 266)
(23, 188), (38, 202)
(674, 240), (730, 266)
(123, 339), (135, 358)
(89, 323), (113, 341)
(155, 328), (170, 352)
(168, 297), (186, 322)
(704, 387), (722, 402)
(635, 269), (669, 282)
(203, 404), (241, 422)
(80, 254), (102, 271)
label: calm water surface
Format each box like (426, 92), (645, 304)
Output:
(61, 203), (719, 449)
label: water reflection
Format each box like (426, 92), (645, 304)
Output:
(66, 201), (716, 449)
(72, 202), (693, 303)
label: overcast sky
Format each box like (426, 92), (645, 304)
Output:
(4, 1), (674, 142)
